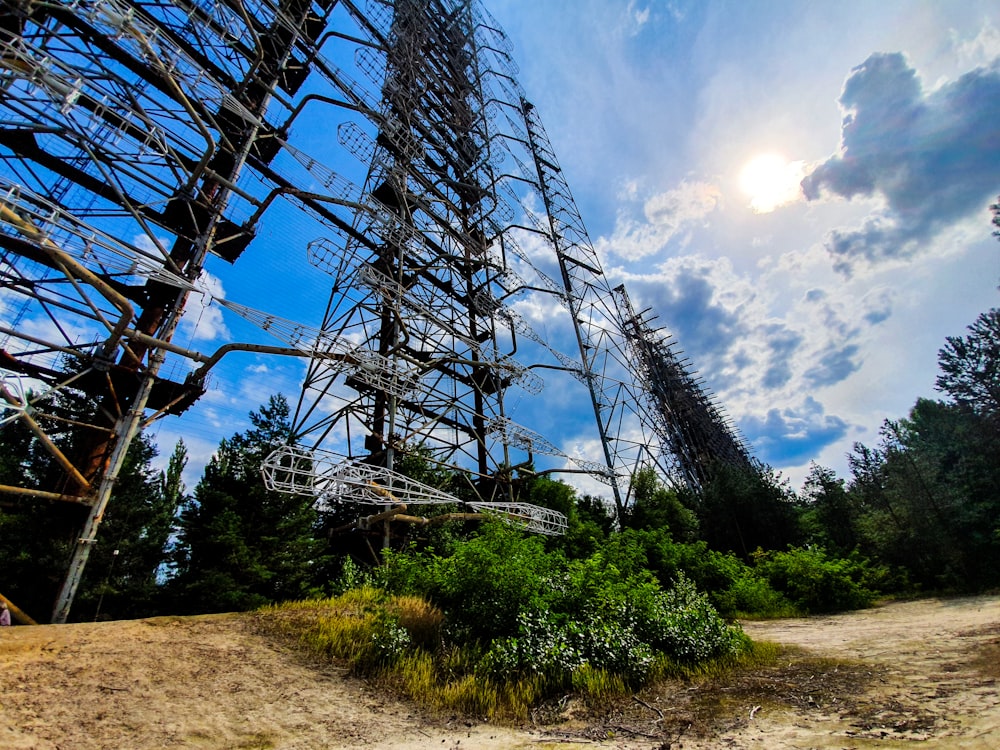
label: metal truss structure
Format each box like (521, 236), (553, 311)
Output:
(0, 0), (756, 622)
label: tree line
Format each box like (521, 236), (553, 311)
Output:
(1, 306), (998, 624)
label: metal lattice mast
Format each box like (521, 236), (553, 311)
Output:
(614, 286), (757, 489)
(0, 0), (337, 621)
(2, 0), (760, 620)
(292, 0), (510, 483)
(517, 99), (629, 515)
(284, 0), (607, 513)
(273, 0), (758, 511)
(518, 91), (756, 501)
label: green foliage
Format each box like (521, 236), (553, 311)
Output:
(74, 434), (185, 620)
(712, 574), (795, 619)
(799, 463), (858, 555)
(0, 388), (103, 620)
(575, 494), (616, 536)
(597, 528), (791, 618)
(623, 467), (699, 540)
(936, 307), (1000, 420)
(261, 591), (773, 721)
(692, 463), (802, 558)
(753, 546), (878, 613)
(832, 307), (1000, 594)
(376, 520), (747, 689)
(0, 412), (179, 622)
(167, 395), (328, 613)
(378, 521), (559, 641)
(479, 606), (655, 683)
(845, 395), (1000, 592)
(332, 556), (373, 595)
(636, 572), (749, 662)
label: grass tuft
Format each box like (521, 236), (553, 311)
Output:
(255, 591), (780, 724)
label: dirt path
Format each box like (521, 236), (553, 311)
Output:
(731, 595), (1000, 748)
(0, 595), (997, 749)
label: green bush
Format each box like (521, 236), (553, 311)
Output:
(713, 574), (795, 618)
(376, 521), (748, 686)
(635, 573), (748, 662)
(754, 546), (877, 613)
(377, 522), (561, 641)
(596, 527), (792, 619)
(479, 605), (655, 683)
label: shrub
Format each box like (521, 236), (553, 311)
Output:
(262, 529), (757, 720)
(479, 606), (655, 684)
(713, 574), (795, 618)
(754, 546), (877, 613)
(477, 571), (747, 683)
(635, 573), (748, 663)
(331, 556), (372, 594)
(596, 528), (794, 619)
(377, 522), (559, 642)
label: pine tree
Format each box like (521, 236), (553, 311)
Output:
(167, 395), (327, 614)
(1, 391), (176, 622)
(72, 436), (187, 620)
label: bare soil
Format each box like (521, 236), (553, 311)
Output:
(1, 594), (998, 749)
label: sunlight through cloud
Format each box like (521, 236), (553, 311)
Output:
(739, 153), (807, 213)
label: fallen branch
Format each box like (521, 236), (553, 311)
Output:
(632, 695), (664, 720)
(608, 723), (660, 739)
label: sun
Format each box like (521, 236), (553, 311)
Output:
(739, 153), (805, 213)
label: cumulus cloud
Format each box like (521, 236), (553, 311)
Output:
(802, 52), (1000, 274)
(179, 270), (230, 342)
(953, 20), (1000, 67)
(804, 343), (862, 387)
(761, 325), (803, 389)
(635, 257), (747, 364)
(860, 287), (894, 325)
(600, 180), (721, 260)
(740, 396), (850, 467)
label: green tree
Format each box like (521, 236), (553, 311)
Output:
(692, 464), (801, 558)
(622, 466), (698, 540)
(0, 426), (175, 622)
(72, 434), (184, 620)
(521, 475), (613, 558)
(936, 307), (1000, 422)
(0, 501), (80, 622)
(167, 395), (327, 613)
(848, 398), (1000, 591)
(799, 463), (858, 555)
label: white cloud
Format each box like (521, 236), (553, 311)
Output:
(952, 19), (1000, 67)
(178, 270), (230, 343)
(740, 396), (850, 468)
(599, 181), (722, 261)
(802, 53), (1000, 274)
(626, 1), (651, 32)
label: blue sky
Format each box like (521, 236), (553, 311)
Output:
(482, 0), (1000, 486)
(147, 0), (1000, 494)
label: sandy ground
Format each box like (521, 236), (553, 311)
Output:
(0, 594), (997, 749)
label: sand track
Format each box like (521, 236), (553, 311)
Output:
(1, 595), (997, 749)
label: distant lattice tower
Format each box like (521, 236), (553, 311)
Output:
(1, 0), (757, 622)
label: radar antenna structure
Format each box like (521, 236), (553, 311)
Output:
(0, 0), (758, 622)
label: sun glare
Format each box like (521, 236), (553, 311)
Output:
(739, 153), (805, 214)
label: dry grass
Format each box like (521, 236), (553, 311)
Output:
(255, 592), (781, 724)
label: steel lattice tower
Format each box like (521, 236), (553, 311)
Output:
(1, 0), (756, 622)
